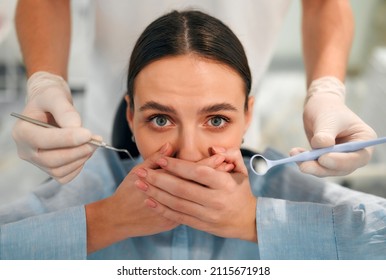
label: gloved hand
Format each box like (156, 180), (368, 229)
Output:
(12, 71), (96, 183)
(291, 76), (377, 177)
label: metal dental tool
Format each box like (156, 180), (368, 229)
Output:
(10, 112), (134, 160)
(250, 137), (386, 175)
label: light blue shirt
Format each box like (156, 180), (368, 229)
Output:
(1, 149), (386, 260)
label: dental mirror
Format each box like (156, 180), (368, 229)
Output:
(250, 137), (386, 175)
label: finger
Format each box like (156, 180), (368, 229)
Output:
(45, 153), (94, 180)
(55, 164), (86, 184)
(210, 147), (248, 174)
(298, 149), (371, 177)
(37, 87), (83, 128)
(136, 143), (174, 170)
(14, 120), (92, 149)
(145, 198), (208, 229)
(308, 110), (344, 149)
(137, 168), (208, 204)
(318, 148), (371, 173)
(30, 143), (96, 168)
(197, 154), (235, 172)
(216, 162), (235, 172)
(139, 180), (206, 217)
(291, 143), (372, 177)
(196, 154), (226, 169)
(154, 157), (224, 188)
(310, 132), (337, 149)
(289, 147), (307, 156)
(298, 161), (347, 177)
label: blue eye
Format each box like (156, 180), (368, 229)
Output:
(210, 117), (224, 127)
(208, 116), (229, 128)
(150, 115), (171, 127)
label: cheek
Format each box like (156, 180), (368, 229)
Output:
(133, 133), (162, 160)
(212, 129), (244, 147)
(202, 120), (246, 149)
(133, 127), (176, 159)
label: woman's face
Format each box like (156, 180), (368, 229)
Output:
(127, 54), (254, 161)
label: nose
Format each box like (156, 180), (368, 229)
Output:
(174, 127), (206, 162)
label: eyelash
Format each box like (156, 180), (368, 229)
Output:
(205, 115), (231, 130)
(145, 114), (231, 131)
(146, 114), (173, 130)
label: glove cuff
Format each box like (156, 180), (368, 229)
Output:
(26, 71), (72, 103)
(306, 76), (346, 104)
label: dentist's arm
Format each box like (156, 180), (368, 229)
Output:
(299, 0), (376, 176)
(13, 0), (94, 183)
(15, 0), (70, 78)
(301, 0), (352, 85)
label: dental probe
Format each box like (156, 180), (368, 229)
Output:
(10, 112), (134, 160)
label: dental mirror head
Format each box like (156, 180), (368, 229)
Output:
(250, 154), (270, 175)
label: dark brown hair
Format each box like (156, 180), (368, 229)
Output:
(127, 10), (251, 110)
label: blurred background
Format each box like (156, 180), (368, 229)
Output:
(0, 0), (386, 205)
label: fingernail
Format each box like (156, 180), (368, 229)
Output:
(134, 168), (147, 178)
(74, 129), (93, 145)
(160, 143), (169, 154)
(225, 163), (235, 172)
(319, 156), (336, 169)
(156, 157), (168, 167)
(145, 198), (157, 208)
(135, 180), (148, 191)
(214, 155), (225, 166)
(211, 146), (226, 154)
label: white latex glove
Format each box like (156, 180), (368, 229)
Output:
(12, 71), (97, 183)
(291, 76), (377, 177)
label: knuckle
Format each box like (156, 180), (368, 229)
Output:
(194, 165), (212, 178)
(17, 149), (30, 161)
(57, 176), (71, 184)
(56, 176), (66, 184)
(211, 197), (225, 211)
(170, 199), (186, 212)
(174, 214), (186, 224)
(67, 130), (80, 146)
(172, 185), (189, 198)
(50, 167), (67, 179)
(30, 150), (43, 165)
(206, 212), (220, 223)
(34, 152), (57, 169)
(146, 171), (158, 185)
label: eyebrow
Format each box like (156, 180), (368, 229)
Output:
(139, 101), (238, 115)
(198, 103), (238, 114)
(139, 101), (176, 114)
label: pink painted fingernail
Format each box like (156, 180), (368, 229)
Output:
(225, 163), (235, 172)
(212, 146), (226, 153)
(214, 155), (225, 166)
(134, 168), (147, 178)
(156, 157), (168, 167)
(135, 180), (148, 191)
(160, 143), (169, 154)
(145, 198), (157, 208)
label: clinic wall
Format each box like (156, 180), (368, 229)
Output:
(270, 0), (383, 74)
(0, 1), (384, 79)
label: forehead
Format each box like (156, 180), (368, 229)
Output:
(133, 55), (245, 107)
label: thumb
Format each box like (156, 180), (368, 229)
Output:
(55, 109), (82, 128)
(49, 100), (82, 128)
(310, 115), (341, 149)
(310, 132), (336, 149)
